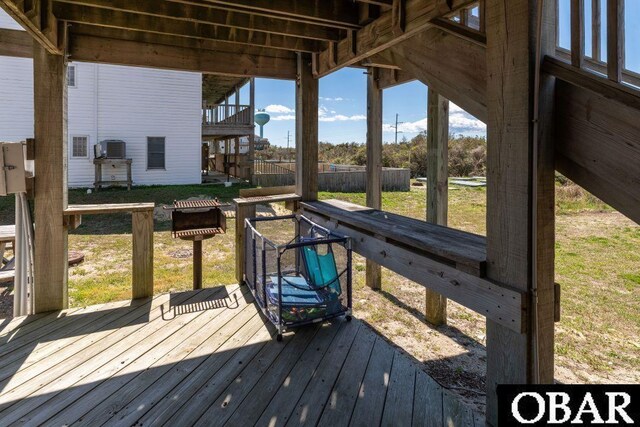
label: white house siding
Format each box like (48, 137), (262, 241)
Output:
(0, 9), (203, 188)
(0, 56), (33, 141)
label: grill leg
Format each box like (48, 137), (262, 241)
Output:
(193, 239), (202, 290)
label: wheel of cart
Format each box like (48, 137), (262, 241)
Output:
(244, 214), (353, 340)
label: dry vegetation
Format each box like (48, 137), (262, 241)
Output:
(0, 179), (637, 413)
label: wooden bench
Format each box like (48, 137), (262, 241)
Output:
(300, 199), (526, 333)
(63, 203), (155, 299)
(233, 186), (301, 284)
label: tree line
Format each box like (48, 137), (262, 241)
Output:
(257, 132), (486, 178)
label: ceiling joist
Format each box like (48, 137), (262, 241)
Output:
(70, 24), (297, 61)
(167, 0), (360, 30)
(69, 34), (297, 79)
(54, 0), (342, 42)
(56, 4), (321, 52)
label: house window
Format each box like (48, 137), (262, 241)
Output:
(71, 136), (89, 158)
(67, 65), (77, 88)
(147, 137), (166, 169)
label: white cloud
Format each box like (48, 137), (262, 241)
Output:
(270, 114), (296, 121)
(272, 110), (365, 122)
(320, 97), (347, 101)
(263, 104), (294, 114)
(320, 114), (366, 122)
(383, 118), (428, 133)
(382, 102), (486, 135)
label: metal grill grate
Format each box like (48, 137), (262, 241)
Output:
(173, 227), (225, 239)
(172, 199), (223, 209)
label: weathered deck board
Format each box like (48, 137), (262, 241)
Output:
(0, 288), (484, 426)
(349, 336), (396, 427)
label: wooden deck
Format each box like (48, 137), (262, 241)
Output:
(0, 286), (483, 426)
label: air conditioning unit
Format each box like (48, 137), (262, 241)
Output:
(94, 139), (126, 159)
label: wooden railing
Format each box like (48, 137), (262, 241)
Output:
(63, 203), (155, 299)
(253, 159), (295, 175)
(561, 0), (632, 85)
(202, 104), (252, 126)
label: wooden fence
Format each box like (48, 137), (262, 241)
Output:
(252, 168), (410, 192)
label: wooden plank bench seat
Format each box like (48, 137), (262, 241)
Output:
(300, 199), (526, 333)
(301, 199), (486, 277)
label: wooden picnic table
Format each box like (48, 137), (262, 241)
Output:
(0, 225), (16, 284)
(0, 225), (16, 260)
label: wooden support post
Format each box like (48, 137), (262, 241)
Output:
(235, 204), (256, 284)
(606, 0), (624, 82)
(295, 52), (319, 202)
(193, 239), (202, 290)
(425, 87), (449, 326)
(485, 0), (556, 424)
(234, 85), (240, 177)
(132, 210), (154, 299)
(33, 40), (68, 313)
(366, 68), (382, 290)
(249, 78), (256, 183)
(234, 137), (240, 177)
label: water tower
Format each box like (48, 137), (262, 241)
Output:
(255, 110), (270, 138)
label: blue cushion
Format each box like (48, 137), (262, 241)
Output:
(267, 276), (324, 306)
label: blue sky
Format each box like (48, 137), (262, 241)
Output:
(248, 0), (639, 147)
(249, 70), (487, 146)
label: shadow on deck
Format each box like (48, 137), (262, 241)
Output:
(0, 286), (484, 426)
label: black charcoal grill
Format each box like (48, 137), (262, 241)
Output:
(165, 199), (227, 289)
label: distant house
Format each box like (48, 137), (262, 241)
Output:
(0, 9), (203, 188)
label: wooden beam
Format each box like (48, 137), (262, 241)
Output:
(169, 0), (360, 30)
(366, 68), (383, 291)
(360, 55), (401, 69)
(316, 0), (478, 77)
(0, 0), (61, 54)
(485, 0), (556, 423)
(425, 87), (449, 326)
(68, 34), (297, 79)
(544, 56), (640, 111)
(54, 0), (340, 41)
(33, 39), (68, 312)
(606, 0), (624, 82)
(430, 17), (487, 46)
(377, 68), (415, 89)
(570, 0), (584, 67)
(55, 4), (320, 52)
(0, 28), (32, 58)
(380, 27), (487, 122)
(357, 0), (393, 7)
(553, 77), (640, 224)
(295, 53), (319, 201)
(70, 24), (298, 61)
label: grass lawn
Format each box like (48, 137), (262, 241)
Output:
(0, 181), (637, 406)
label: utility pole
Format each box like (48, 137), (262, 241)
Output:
(392, 113), (405, 144)
(286, 130), (291, 162)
